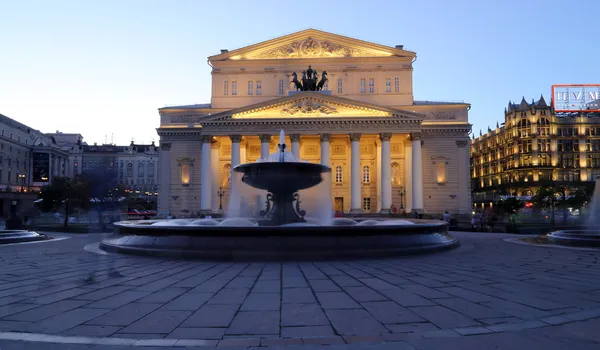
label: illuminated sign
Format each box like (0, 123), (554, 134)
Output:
(552, 84), (600, 112)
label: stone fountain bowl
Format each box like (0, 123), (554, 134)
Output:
(101, 218), (459, 261)
(234, 162), (330, 192)
(543, 230), (600, 248)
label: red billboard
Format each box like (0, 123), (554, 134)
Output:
(552, 84), (600, 112)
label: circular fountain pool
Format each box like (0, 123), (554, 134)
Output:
(100, 217), (458, 261)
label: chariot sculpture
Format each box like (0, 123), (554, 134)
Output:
(291, 65), (328, 92)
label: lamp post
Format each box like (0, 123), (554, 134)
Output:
(217, 187), (224, 210)
(18, 173), (25, 193)
(398, 186), (405, 210)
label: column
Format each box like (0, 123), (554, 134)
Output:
(411, 132), (424, 213)
(320, 134), (331, 167)
(404, 139), (412, 211)
(376, 140), (382, 212)
(157, 142), (171, 215)
(230, 135), (242, 214)
(456, 140), (471, 214)
(380, 133), (392, 213)
(349, 133), (362, 213)
(211, 142), (219, 211)
(290, 134), (301, 159)
(260, 134), (271, 160)
(200, 135), (212, 213)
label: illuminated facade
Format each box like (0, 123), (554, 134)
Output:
(157, 29), (472, 216)
(470, 96), (600, 207)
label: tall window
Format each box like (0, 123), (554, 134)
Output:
(138, 163), (144, 177)
(256, 81), (262, 95)
(223, 80), (228, 96)
(391, 163), (400, 185)
(363, 197), (371, 211)
(360, 78), (366, 93)
(362, 165), (370, 183)
(181, 165), (190, 185)
(127, 163), (133, 177)
(148, 163), (155, 178)
(337, 78), (343, 93)
(335, 166), (343, 183)
(537, 118), (550, 136)
(247, 81), (253, 95)
(385, 78), (391, 93)
(517, 119), (531, 137)
(368, 78), (375, 93)
(278, 80), (284, 95)
(232, 81), (238, 95)
(394, 77), (400, 92)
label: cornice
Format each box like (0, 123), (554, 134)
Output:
(212, 66), (412, 75)
(157, 130), (203, 141)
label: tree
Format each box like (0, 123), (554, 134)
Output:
(38, 176), (85, 228)
(495, 197), (525, 227)
(77, 169), (123, 230)
(532, 186), (560, 225)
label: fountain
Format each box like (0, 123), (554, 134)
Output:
(542, 176), (600, 247)
(101, 130), (459, 260)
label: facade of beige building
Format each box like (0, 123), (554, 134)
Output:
(157, 29), (472, 217)
(470, 96), (600, 207)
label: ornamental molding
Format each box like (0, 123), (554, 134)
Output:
(280, 99), (339, 117)
(211, 66), (412, 75)
(171, 115), (208, 123)
(421, 128), (471, 137)
(426, 111), (457, 120)
(157, 130), (203, 141)
(242, 37), (379, 60)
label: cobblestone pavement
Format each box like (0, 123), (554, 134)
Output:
(0, 231), (599, 349)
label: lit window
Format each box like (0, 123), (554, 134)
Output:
(363, 197), (371, 211)
(385, 78), (391, 93)
(278, 80), (284, 95)
(368, 78), (375, 93)
(436, 163), (447, 184)
(232, 81), (237, 95)
(394, 77), (400, 92)
(360, 78), (366, 93)
(181, 165), (190, 185)
(391, 163), (400, 185)
(248, 81), (253, 95)
(335, 166), (343, 183)
(362, 165), (370, 183)
(223, 80), (228, 96)
(337, 78), (343, 93)
(256, 81), (262, 95)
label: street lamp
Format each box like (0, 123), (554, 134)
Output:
(398, 185), (405, 210)
(217, 187), (225, 210)
(18, 173), (26, 193)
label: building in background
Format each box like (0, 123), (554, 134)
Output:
(470, 92), (600, 208)
(0, 114), (72, 217)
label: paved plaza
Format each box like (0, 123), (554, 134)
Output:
(0, 231), (599, 349)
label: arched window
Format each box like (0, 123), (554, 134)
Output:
(181, 165), (190, 185)
(362, 165), (370, 184)
(223, 164), (231, 187)
(335, 166), (343, 183)
(518, 119), (531, 137)
(138, 163), (144, 177)
(148, 163), (155, 178)
(391, 162), (400, 185)
(126, 163), (133, 177)
(537, 118), (550, 136)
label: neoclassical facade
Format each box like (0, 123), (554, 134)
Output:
(157, 29), (472, 216)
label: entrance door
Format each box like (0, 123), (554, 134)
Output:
(334, 197), (344, 213)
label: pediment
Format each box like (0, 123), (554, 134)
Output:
(202, 92), (422, 121)
(210, 29), (415, 61)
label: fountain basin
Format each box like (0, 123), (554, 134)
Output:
(100, 219), (459, 261)
(235, 162), (330, 192)
(543, 230), (600, 248)
(0, 230), (49, 244)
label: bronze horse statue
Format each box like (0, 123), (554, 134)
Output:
(316, 71), (328, 91)
(290, 72), (302, 91)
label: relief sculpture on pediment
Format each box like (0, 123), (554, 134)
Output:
(245, 37), (373, 59)
(281, 99), (339, 117)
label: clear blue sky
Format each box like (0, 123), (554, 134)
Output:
(1, 0), (597, 145)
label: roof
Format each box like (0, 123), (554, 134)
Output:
(160, 103), (211, 110)
(413, 100), (469, 106)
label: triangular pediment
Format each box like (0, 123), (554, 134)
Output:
(201, 92), (423, 122)
(209, 29), (415, 61)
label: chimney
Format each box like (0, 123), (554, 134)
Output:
(220, 49), (228, 53)
(395, 45), (404, 49)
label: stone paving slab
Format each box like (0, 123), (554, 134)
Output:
(0, 231), (599, 348)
